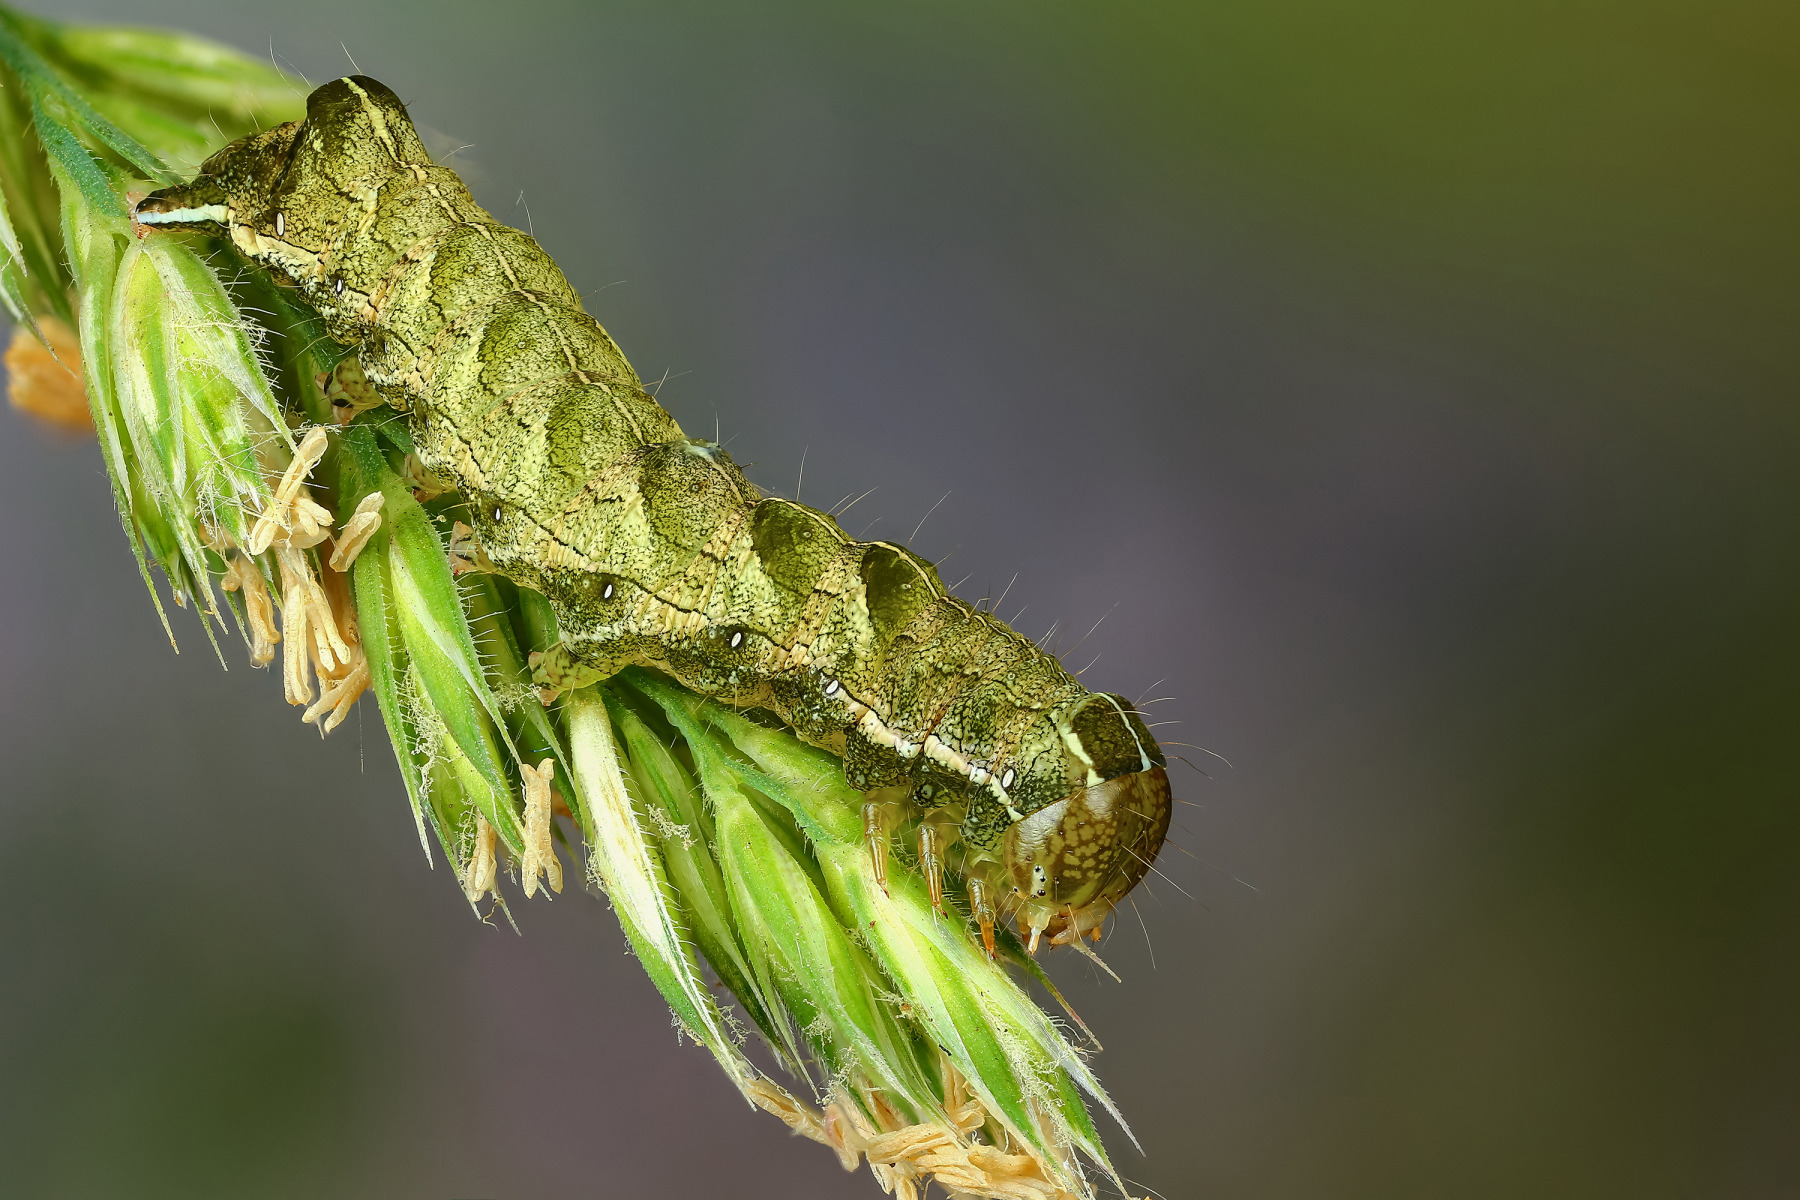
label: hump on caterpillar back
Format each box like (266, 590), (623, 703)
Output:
(302, 76), (431, 173)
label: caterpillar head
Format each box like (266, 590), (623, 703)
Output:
(134, 118), (299, 232)
(135, 76), (428, 258)
(999, 695), (1172, 950)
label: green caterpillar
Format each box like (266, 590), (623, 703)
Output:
(137, 76), (1171, 950)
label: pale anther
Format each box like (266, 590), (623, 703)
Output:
(328, 491), (385, 571)
(463, 812), (498, 903)
(248, 426), (332, 554)
(520, 758), (563, 898)
(303, 653), (368, 733)
(215, 542), (279, 666)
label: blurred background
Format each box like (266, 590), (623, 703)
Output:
(3, 2), (1798, 1196)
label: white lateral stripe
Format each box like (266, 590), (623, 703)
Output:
(136, 204), (228, 225)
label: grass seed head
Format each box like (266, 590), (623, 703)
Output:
(0, 13), (1147, 1197)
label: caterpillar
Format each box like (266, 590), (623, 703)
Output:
(136, 76), (1172, 952)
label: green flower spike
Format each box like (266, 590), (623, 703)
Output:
(0, 9), (1145, 1199)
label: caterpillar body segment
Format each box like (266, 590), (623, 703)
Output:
(136, 75), (1172, 948)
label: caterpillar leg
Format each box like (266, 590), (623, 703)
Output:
(967, 877), (997, 958)
(400, 452), (455, 500)
(319, 357), (389, 424)
(447, 522), (496, 575)
(863, 800), (890, 894)
(918, 823), (945, 912)
(529, 640), (615, 704)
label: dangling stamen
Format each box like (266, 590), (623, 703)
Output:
(520, 758), (563, 898)
(328, 491), (385, 571)
(862, 800), (889, 894)
(217, 548), (278, 665)
(274, 549), (314, 705)
(463, 812), (498, 903)
(248, 426), (332, 555)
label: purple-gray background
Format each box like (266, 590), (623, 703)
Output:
(3, 2), (1798, 1197)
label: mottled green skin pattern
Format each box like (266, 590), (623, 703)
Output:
(137, 77), (1164, 862)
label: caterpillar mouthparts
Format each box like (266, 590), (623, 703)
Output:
(133, 73), (1178, 960)
(999, 766), (1173, 950)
